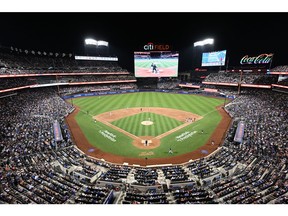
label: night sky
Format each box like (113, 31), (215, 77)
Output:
(1, 12), (288, 72)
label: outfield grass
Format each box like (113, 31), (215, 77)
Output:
(70, 92), (225, 158)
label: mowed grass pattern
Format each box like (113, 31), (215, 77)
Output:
(70, 92), (225, 158)
(72, 92), (222, 116)
(111, 112), (183, 137)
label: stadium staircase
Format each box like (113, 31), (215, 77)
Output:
(126, 168), (136, 184)
(113, 190), (124, 204)
(183, 166), (200, 183)
(156, 169), (166, 184)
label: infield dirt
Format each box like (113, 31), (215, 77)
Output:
(65, 106), (231, 166)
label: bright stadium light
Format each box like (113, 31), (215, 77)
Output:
(85, 38), (109, 47)
(193, 38), (214, 70)
(194, 38), (214, 47)
(97, 40), (109, 47)
(85, 38), (98, 46)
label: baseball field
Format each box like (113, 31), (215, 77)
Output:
(65, 92), (231, 166)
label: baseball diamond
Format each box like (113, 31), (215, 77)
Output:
(65, 92), (232, 166)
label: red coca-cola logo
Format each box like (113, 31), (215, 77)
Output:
(240, 53), (273, 65)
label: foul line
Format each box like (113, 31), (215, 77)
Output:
(155, 122), (192, 139)
(94, 117), (142, 141)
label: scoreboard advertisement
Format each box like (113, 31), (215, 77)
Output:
(201, 50), (227, 67)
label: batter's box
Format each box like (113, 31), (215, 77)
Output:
(141, 139), (152, 146)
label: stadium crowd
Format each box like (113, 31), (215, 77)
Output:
(0, 47), (127, 75)
(0, 47), (288, 204)
(0, 85), (287, 204)
(203, 71), (278, 85)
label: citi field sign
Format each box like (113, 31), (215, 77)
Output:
(240, 53), (273, 65)
(143, 42), (171, 51)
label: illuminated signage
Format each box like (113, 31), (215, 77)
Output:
(272, 84), (288, 89)
(240, 84), (271, 88)
(268, 71), (288, 75)
(195, 68), (207, 72)
(143, 42), (170, 51)
(240, 53), (273, 65)
(75, 56), (118, 61)
(202, 81), (238, 86)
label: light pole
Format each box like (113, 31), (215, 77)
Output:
(193, 38), (214, 71)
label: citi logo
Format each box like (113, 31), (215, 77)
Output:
(143, 42), (170, 51)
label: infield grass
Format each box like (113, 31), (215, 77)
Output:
(112, 112), (182, 137)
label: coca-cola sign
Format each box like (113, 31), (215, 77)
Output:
(240, 53), (273, 65)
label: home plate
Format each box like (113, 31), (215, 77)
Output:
(142, 139), (152, 146)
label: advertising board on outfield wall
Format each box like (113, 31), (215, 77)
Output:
(62, 89), (230, 100)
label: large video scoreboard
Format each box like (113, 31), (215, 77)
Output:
(134, 48), (179, 78)
(201, 50), (227, 67)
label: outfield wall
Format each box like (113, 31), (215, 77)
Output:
(62, 89), (234, 100)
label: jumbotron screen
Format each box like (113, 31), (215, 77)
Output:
(201, 50), (227, 67)
(134, 51), (179, 77)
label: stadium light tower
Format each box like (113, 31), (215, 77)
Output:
(193, 38), (214, 47)
(193, 38), (214, 71)
(85, 38), (109, 47)
(84, 38), (109, 56)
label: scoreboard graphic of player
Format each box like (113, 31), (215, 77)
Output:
(134, 51), (179, 78)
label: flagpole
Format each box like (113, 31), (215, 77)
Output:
(269, 53), (274, 70)
(226, 57), (229, 72)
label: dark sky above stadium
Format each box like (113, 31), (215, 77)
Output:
(1, 12), (288, 71)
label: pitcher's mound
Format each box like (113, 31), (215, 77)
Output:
(141, 121), (153, 126)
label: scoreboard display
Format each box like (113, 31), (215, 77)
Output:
(134, 51), (179, 78)
(201, 50), (227, 67)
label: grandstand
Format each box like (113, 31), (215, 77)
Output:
(0, 42), (288, 205)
